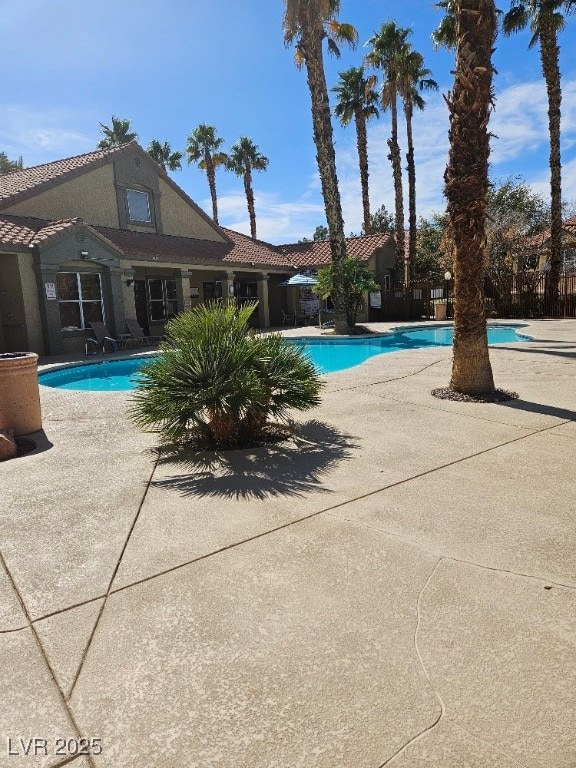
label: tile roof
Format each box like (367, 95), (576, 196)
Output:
(564, 215), (576, 234)
(524, 218), (576, 249)
(0, 144), (134, 208)
(277, 232), (394, 267)
(96, 226), (293, 268)
(0, 213), (87, 248)
(0, 213), (392, 271)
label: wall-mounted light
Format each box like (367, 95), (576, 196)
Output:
(80, 251), (89, 258)
(125, 279), (135, 287)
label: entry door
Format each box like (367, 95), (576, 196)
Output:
(134, 280), (149, 334)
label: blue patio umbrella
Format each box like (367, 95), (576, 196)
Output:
(279, 273), (318, 287)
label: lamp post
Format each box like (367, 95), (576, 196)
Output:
(444, 271), (452, 319)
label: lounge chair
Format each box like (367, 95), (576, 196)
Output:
(125, 318), (162, 347)
(88, 321), (120, 354)
(281, 309), (296, 326)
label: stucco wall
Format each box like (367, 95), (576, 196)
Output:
(159, 178), (226, 241)
(3, 165), (120, 228)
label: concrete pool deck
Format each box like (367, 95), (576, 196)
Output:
(1, 319), (575, 767)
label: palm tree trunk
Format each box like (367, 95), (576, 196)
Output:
(206, 155), (219, 224)
(539, 20), (562, 311)
(300, 28), (350, 334)
(355, 110), (371, 235)
(445, 0), (496, 396)
(243, 169), (257, 239)
(388, 94), (405, 284)
(405, 102), (416, 285)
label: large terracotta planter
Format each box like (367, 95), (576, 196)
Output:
(0, 353), (42, 436)
(434, 302), (447, 321)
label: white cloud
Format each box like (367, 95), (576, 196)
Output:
(0, 104), (93, 164)
(334, 76), (576, 234)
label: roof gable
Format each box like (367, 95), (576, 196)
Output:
(0, 143), (135, 210)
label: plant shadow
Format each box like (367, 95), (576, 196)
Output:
(150, 420), (359, 501)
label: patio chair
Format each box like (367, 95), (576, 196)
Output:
(281, 309), (296, 326)
(125, 318), (162, 347)
(88, 321), (120, 354)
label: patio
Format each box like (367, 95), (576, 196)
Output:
(1, 319), (575, 767)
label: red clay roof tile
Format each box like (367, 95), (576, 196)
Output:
(0, 144), (133, 208)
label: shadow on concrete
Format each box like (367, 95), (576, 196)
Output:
(493, 344), (576, 360)
(500, 399), (576, 422)
(14, 429), (53, 459)
(151, 420), (359, 501)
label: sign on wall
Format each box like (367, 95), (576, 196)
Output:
(45, 282), (57, 300)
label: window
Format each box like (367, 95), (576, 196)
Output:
(126, 189), (151, 223)
(382, 274), (391, 291)
(148, 279), (178, 321)
(57, 272), (104, 330)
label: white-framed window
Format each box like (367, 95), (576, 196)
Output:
(148, 278), (178, 321)
(126, 189), (152, 223)
(57, 272), (104, 330)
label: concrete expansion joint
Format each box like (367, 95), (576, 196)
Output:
(0, 551), (96, 768)
(0, 622), (29, 634)
(331, 516), (576, 591)
(67, 451), (161, 699)
(97, 415), (576, 603)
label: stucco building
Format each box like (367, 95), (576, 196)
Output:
(0, 142), (395, 355)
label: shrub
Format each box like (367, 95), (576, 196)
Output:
(129, 301), (323, 449)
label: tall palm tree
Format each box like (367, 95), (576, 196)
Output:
(502, 0), (575, 307)
(186, 124), (228, 224)
(397, 50), (438, 284)
(97, 116), (138, 149)
(226, 137), (269, 240)
(283, 0), (358, 335)
(147, 140), (183, 172)
(432, 0), (457, 49)
(444, 0), (497, 396)
(365, 22), (411, 284)
(332, 66), (379, 235)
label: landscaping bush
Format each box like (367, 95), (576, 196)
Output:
(129, 301), (323, 449)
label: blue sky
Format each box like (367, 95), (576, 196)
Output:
(1, 0), (575, 244)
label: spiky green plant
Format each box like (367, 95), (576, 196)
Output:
(129, 301), (323, 449)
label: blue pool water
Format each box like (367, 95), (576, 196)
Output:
(39, 325), (529, 391)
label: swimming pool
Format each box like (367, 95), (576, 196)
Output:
(39, 324), (529, 391)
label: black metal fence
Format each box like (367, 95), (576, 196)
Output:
(370, 272), (576, 322)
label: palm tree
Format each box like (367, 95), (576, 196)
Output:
(283, 0), (358, 335)
(186, 124), (228, 224)
(432, 0), (457, 49)
(332, 66), (379, 235)
(365, 22), (411, 284)
(97, 116), (138, 149)
(226, 137), (269, 240)
(444, 0), (497, 396)
(502, 0), (575, 308)
(397, 50), (438, 284)
(147, 140), (183, 172)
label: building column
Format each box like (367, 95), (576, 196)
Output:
(257, 273), (270, 328)
(179, 269), (193, 312)
(34, 261), (62, 355)
(121, 268), (137, 321)
(108, 265), (126, 337)
(219, 270), (236, 303)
